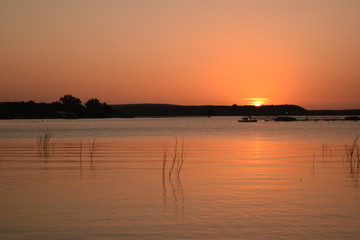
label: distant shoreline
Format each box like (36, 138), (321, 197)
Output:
(110, 104), (360, 118)
(1, 102), (359, 119)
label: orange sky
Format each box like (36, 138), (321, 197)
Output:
(1, 0), (359, 109)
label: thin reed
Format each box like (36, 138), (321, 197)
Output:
(89, 138), (97, 164)
(162, 138), (186, 179)
(37, 130), (52, 157)
(168, 139), (178, 179)
(79, 140), (83, 163)
(162, 143), (168, 181)
(177, 138), (186, 178)
(344, 135), (360, 174)
(162, 138), (186, 213)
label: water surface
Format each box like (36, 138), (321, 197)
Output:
(1, 117), (360, 239)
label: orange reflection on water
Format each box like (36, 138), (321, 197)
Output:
(1, 137), (360, 239)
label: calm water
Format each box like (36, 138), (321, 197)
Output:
(1, 117), (360, 239)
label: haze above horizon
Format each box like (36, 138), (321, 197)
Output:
(1, 0), (359, 110)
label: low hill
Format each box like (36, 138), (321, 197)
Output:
(1, 101), (359, 119)
(111, 104), (310, 117)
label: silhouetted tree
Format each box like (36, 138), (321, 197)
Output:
(59, 94), (82, 106)
(85, 98), (112, 117)
(85, 98), (101, 112)
(59, 94), (85, 114)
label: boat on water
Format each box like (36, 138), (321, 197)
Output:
(238, 119), (257, 122)
(274, 116), (297, 122)
(344, 116), (360, 121)
(238, 117), (257, 122)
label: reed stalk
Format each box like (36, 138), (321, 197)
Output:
(162, 143), (168, 181)
(89, 138), (96, 164)
(345, 136), (359, 159)
(162, 138), (186, 211)
(37, 130), (52, 157)
(176, 138), (186, 178)
(168, 138), (178, 179)
(79, 140), (83, 163)
(164, 138), (186, 179)
(344, 136), (360, 174)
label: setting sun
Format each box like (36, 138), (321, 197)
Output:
(245, 98), (267, 106)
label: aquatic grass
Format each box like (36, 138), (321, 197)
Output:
(177, 138), (186, 178)
(322, 144), (327, 158)
(322, 144), (332, 158)
(37, 130), (52, 158)
(163, 138), (186, 179)
(168, 138), (178, 179)
(311, 154), (315, 174)
(79, 140), (83, 163)
(89, 138), (97, 164)
(162, 143), (168, 182)
(162, 139), (186, 213)
(345, 136), (359, 162)
(344, 135), (360, 175)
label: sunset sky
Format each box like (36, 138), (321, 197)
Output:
(1, 0), (359, 109)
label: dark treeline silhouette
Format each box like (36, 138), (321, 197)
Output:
(0, 94), (112, 119)
(1, 99), (359, 119)
(111, 104), (307, 117)
(111, 104), (360, 117)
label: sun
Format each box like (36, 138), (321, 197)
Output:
(245, 98), (267, 107)
(254, 102), (262, 107)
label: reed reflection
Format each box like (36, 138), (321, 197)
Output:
(162, 138), (186, 216)
(343, 136), (360, 188)
(311, 137), (360, 188)
(35, 135), (99, 175)
(37, 130), (53, 161)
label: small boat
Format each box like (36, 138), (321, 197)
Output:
(274, 116), (297, 122)
(344, 116), (360, 121)
(238, 119), (257, 122)
(238, 117), (257, 122)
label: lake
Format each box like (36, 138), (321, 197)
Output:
(1, 117), (360, 239)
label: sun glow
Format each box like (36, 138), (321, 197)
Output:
(245, 98), (267, 106)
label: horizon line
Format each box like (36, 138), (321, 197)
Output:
(111, 103), (360, 111)
(1, 101), (359, 111)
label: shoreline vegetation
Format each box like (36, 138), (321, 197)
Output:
(0, 94), (359, 119)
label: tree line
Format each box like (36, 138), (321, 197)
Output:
(0, 94), (112, 119)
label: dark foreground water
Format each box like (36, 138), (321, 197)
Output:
(1, 117), (360, 239)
